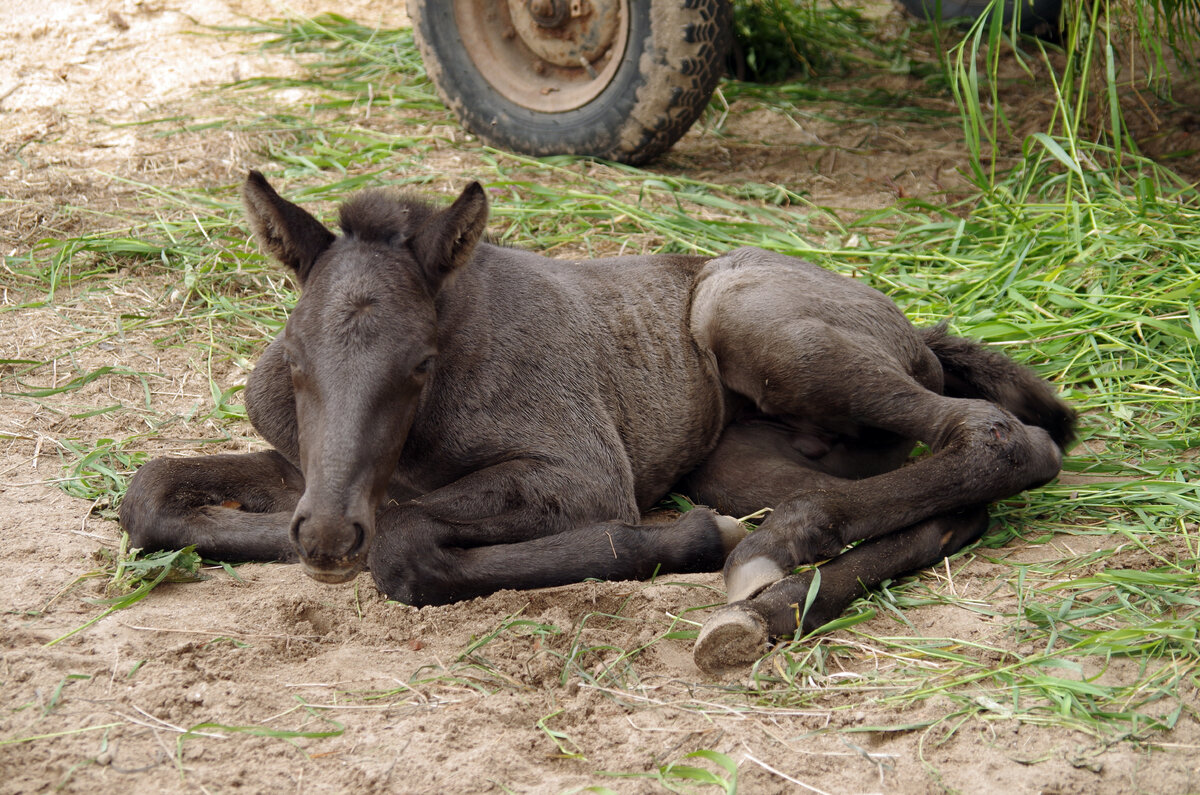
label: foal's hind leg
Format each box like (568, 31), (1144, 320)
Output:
(690, 300), (1063, 667)
(718, 379), (1061, 600)
(694, 506), (988, 672)
(120, 450), (304, 561)
(681, 420), (992, 669)
(701, 310), (1062, 595)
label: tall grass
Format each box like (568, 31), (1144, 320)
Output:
(951, 0), (1200, 182)
(730, 0), (927, 80)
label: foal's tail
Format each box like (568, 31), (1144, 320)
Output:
(921, 324), (1076, 451)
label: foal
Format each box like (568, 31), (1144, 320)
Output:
(120, 174), (1073, 670)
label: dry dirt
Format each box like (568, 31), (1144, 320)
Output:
(2, 2), (1199, 793)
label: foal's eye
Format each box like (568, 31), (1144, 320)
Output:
(414, 356), (435, 376)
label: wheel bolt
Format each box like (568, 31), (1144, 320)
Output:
(528, 0), (568, 27)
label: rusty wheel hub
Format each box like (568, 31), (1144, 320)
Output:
(453, 0), (628, 112)
(509, 0), (620, 67)
(527, 0), (569, 28)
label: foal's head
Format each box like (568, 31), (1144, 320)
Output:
(242, 172), (488, 583)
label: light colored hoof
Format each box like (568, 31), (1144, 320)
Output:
(713, 514), (750, 555)
(693, 603), (768, 674)
(724, 556), (785, 603)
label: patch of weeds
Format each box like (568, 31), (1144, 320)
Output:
(176, 715), (343, 762)
(2, 364), (153, 402)
(46, 534), (204, 647)
(537, 709), (587, 760)
(56, 437), (148, 514)
(730, 0), (916, 82)
(230, 14), (442, 113)
(43, 674), (92, 716)
(602, 749), (738, 793)
(204, 637), (251, 649)
(172, 700), (344, 779)
(557, 602), (644, 689)
(0, 722), (123, 749)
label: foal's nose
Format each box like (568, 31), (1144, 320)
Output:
(289, 505), (371, 583)
(290, 512), (367, 557)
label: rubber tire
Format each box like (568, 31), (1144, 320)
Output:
(410, 0), (732, 165)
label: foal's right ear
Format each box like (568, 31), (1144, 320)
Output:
(242, 171), (335, 284)
(409, 181), (489, 291)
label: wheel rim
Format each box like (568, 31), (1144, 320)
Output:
(453, 0), (629, 113)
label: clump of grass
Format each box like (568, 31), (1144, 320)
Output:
(56, 437), (148, 514)
(174, 713), (344, 779)
(950, 0), (1200, 181)
(230, 13), (442, 114)
(601, 748), (739, 793)
(730, 0), (905, 81)
(45, 535), (204, 647)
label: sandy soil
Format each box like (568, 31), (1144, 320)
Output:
(2, 2), (1199, 793)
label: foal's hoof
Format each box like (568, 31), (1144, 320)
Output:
(694, 602), (768, 674)
(724, 556), (785, 603)
(713, 514), (751, 556)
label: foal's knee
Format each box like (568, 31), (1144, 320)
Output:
(935, 401), (1063, 493)
(367, 505), (459, 606)
(119, 457), (178, 551)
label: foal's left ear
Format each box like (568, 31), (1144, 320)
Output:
(409, 182), (489, 291)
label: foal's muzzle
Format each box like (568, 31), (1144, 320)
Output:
(289, 506), (371, 584)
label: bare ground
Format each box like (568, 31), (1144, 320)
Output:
(2, 2), (1199, 793)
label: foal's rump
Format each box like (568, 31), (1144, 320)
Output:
(686, 248), (1073, 447)
(688, 248), (945, 418)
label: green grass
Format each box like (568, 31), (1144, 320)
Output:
(2, 0), (1197, 765)
(730, 0), (929, 82)
(43, 535), (204, 648)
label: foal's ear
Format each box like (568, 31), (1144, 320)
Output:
(409, 182), (488, 291)
(242, 171), (335, 284)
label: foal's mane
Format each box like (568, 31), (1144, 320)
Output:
(337, 189), (441, 245)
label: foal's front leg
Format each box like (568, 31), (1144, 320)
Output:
(367, 459), (747, 606)
(119, 450), (304, 561)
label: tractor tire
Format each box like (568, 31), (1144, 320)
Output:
(410, 0), (731, 164)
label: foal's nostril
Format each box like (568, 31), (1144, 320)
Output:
(290, 510), (368, 562)
(289, 513), (311, 555)
(347, 522), (367, 558)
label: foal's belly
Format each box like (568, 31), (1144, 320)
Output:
(605, 347), (730, 511)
